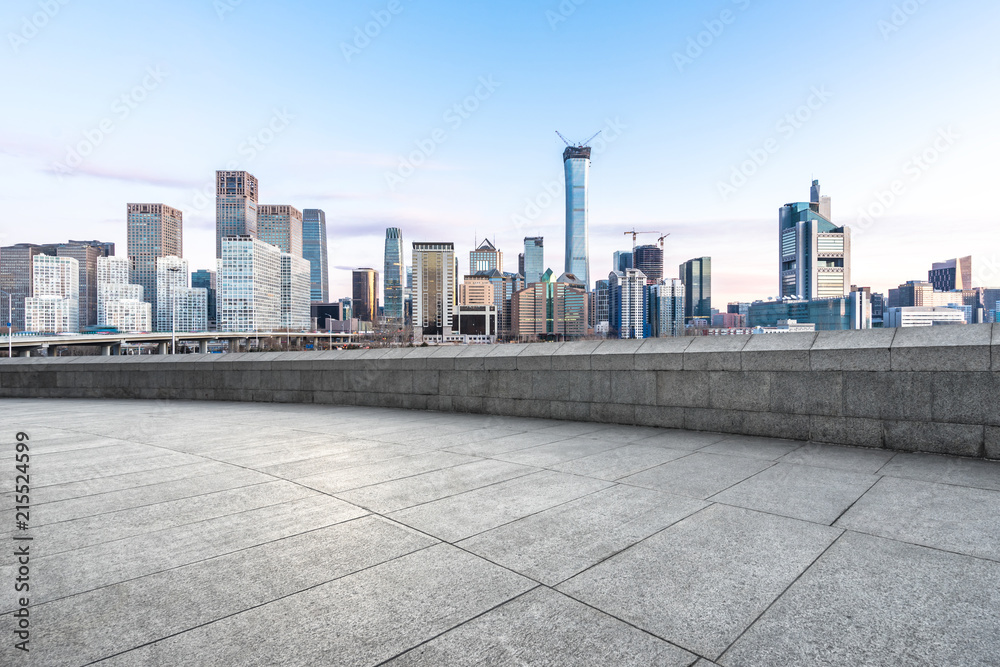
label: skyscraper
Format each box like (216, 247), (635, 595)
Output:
(352, 268), (378, 323)
(280, 254), (311, 330)
(613, 250), (633, 273)
(523, 237), (544, 285)
(191, 269), (217, 330)
(384, 228), (404, 322)
(257, 205), (303, 257)
(779, 180), (850, 300)
(633, 245), (664, 285)
(512, 269), (588, 341)
(413, 242), (456, 342)
(680, 257), (712, 321)
(56, 243), (100, 328)
(649, 279), (685, 337)
(215, 171), (258, 258)
(608, 268), (647, 339)
(929, 257), (972, 292)
(1, 244), (51, 331)
(470, 239), (502, 273)
(302, 209), (329, 303)
(127, 203), (183, 330)
(25, 255), (79, 333)
(156, 256), (189, 333)
(563, 144), (591, 289)
(219, 236), (281, 332)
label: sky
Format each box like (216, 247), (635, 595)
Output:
(1, 0), (998, 304)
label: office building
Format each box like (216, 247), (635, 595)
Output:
(512, 269), (588, 341)
(155, 257), (190, 333)
(69, 240), (114, 257)
(609, 268), (647, 339)
(452, 305), (499, 344)
(98, 255), (130, 286)
(634, 245), (664, 284)
(679, 257), (712, 321)
(215, 171), (258, 258)
(302, 209), (329, 303)
(459, 276), (494, 306)
(467, 269), (523, 338)
(127, 203), (183, 330)
(219, 236), (281, 332)
(749, 291), (871, 331)
(929, 257), (972, 292)
(25, 255), (79, 333)
(352, 268), (378, 323)
(54, 243), (103, 328)
(281, 253), (311, 330)
(594, 279), (610, 329)
(413, 242), (456, 342)
(257, 204), (303, 257)
(166, 287), (208, 333)
(523, 237), (544, 285)
(103, 299), (151, 333)
(649, 278), (685, 337)
(563, 144), (591, 289)
(779, 180), (851, 300)
(191, 269), (217, 330)
(98, 284), (143, 327)
(613, 250), (633, 273)
(728, 302), (751, 320)
(1, 244), (50, 331)
(470, 239), (502, 274)
(384, 228), (405, 321)
(886, 306), (967, 327)
(712, 312), (745, 328)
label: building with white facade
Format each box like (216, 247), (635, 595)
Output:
(25, 255), (79, 333)
(280, 253), (311, 330)
(168, 287), (208, 333)
(98, 284), (144, 326)
(886, 307), (967, 328)
(649, 279), (685, 337)
(609, 268), (647, 339)
(156, 256), (190, 333)
(103, 299), (152, 333)
(413, 242), (456, 343)
(219, 236), (281, 332)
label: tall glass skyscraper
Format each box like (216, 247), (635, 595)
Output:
(563, 145), (591, 290)
(352, 268), (378, 322)
(613, 250), (633, 273)
(384, 228), (404, 322)
(302, 209), (329, 303)
(127, 203), (183, 331)
(633, 245), (664, 285)
(215, 171), (258, 258)
(779, 180), (850, 300)
(680, 257), (712, 321)
(523, 237), (544, 285)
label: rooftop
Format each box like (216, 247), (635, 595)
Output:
(4, 398), (999, 666)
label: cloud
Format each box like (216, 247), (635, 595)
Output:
(41, 163), (202, 189)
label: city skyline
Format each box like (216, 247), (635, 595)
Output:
(2, 1), (998, 304)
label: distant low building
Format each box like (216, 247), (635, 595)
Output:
(886, 307), (966, 328)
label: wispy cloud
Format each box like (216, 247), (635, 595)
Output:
(40, 163), (202, 188)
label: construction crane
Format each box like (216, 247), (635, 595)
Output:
(624, 229), (662, 249)
(556, 131), (602, 148)
(657, 233), (671, 249)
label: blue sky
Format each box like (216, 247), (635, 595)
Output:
(1, 0), (998, 302)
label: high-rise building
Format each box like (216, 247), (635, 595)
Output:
(98, 284), (144, 326)
(467, 269), (523, 338)
(384, 228), (405, 322)
(281, 253), (311, 330)
(595, 279), (610, 328)
(55, 243), (100, 328)
(727, 302), (751, 320)
(649, 279), (685, 337)
(25, 255), (79, 333)
(98, 255), (131, 286)
(1, 244), (51, 332)
(613, 250), (633, 273)
(609, 268), (647, 339)
(97, 255), (142, 328)
(563, 144), (591, 289)
(215, 171), (258, 258)
(352, 268), (378, 323)
(633, 244), (664, 285)
(679, 257), (711, 321)
(302, 209), (329, 303)
(459, 276), (494, 306)
(219, 236), (281, 332)
(257, 205), (303, 258)
(779, 180), (850, 300)
(167, 288), (208, 333)
(69, 240), (114, 257)
(523, 237), (544, 285)
(156, 256), (189, 333)
(470, 239), (502, 273)
(191, 269), (217, 330)
(127, 203), (183, 331)
(929, 257), (972, 292)
(512, 269), (588, 341)
(103, 299), (151, 333)
(413, 242), (456, 342)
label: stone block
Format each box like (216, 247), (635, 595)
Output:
(532, 370), (570, 401)
(483, 346), (522, 371)
(634, 405), (686, 429)
(425, 346), (463, 371)
(929, 371), (1000, 425)
(591, 339), (644, 371)
(769, 371), (842, 416)
(547, 400), (592, 422)
(551, 341), (602, 370)
(411, 370), (438, 395)
(709, 371), (769, 412)
(743, 411), (812, 441)
(633, 337), (692, 371)
(454, 345), (491, 371)
(486, 370), (526, 399)
(590, 402), (635, 425)
(883, 420), (983, 457)
(891, 323), (992, 371)
(452, 395), (482, 413)
(610, 370), (657, 406)
(683, 335), (750, 371)
(741, 332), (816, 371)
(684, 407), (746, 435)
(810, 328), (895, 371)
(841, 371), (889, 420)
(516, 343), (563, 370)
(808, 415), (884, 449)
(988, 426), (1000, 460)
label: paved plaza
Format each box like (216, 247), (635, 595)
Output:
(2, 398), (999, 666)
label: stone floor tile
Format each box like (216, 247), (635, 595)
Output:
(619, 452), (773, 500)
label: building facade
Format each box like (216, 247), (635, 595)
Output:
(155, 256), (189, 333)
(679, 257), (712, 321)
(634, 245), (664, 285)
(779, 180), (851, 300)
(564, 145), (591, 290)
(649, 279), (685, 337)
(413, 242), (456, 342)
(215, 171), (258, 258)
(127, 203), (183, 331)
(352, 268), (379, 323)
(886, 306), (967, 327)
(55, 243), (101, 328)
(281, 253), (311, 330)
(459, 276), (494, 306)
(1, 244), (49, 331)
(523, 237), (544, 285)
(470, 239), (502, 274)
(512, 269), (588, 341)
(384, 228), (405, 322)
(191, 269), (217, 330)
(219, 236), (281, 332)
(257, 204), (303, 258)
(929, 256), (972, 292)
(609, 268), (647, 339)
(25, 255), (79, 333)
(302, 209), (329, 303)
(169, 288), (208, 333)
(103, 299), (151, 333)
